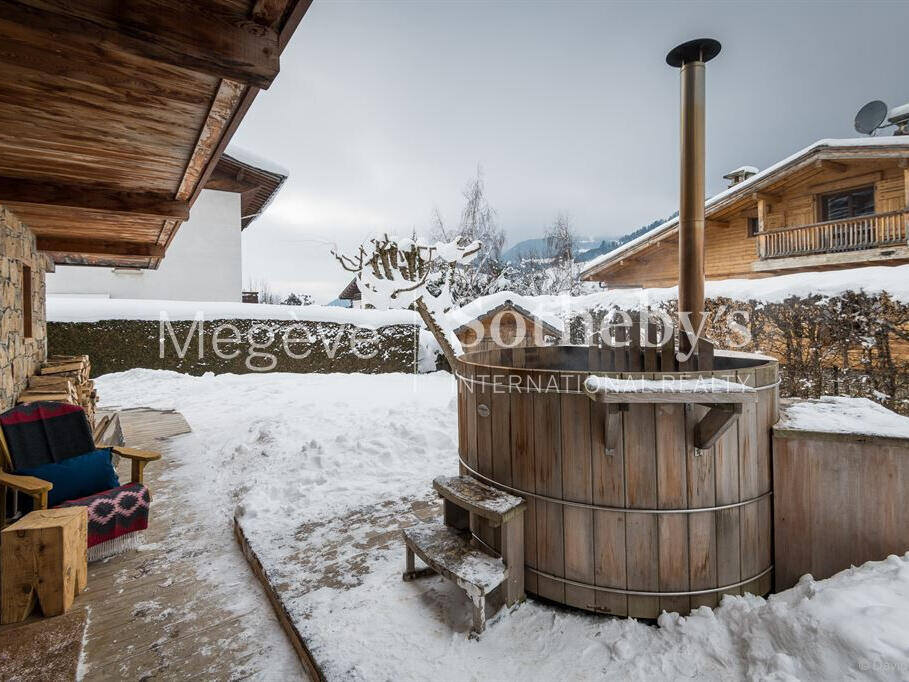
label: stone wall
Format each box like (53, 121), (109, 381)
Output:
(0, 206), (48, 410)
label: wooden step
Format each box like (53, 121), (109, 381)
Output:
(432, 475), (524, 526)
(402, 522), (507, 601)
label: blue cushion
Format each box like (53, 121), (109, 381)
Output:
(15, 448), (120, 508)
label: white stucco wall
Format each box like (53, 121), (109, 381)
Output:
(47, 190), (242, 302)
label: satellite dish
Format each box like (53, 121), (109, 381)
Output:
(854, 100), (888, 135)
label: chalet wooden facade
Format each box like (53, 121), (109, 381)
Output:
(581, 138), (909, 287)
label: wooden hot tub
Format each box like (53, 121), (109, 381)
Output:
(454, 344), (778, 618)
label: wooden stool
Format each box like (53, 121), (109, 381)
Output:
(1, 507), (87, 624)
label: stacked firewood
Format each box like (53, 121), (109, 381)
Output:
(17, 355), (98, 423)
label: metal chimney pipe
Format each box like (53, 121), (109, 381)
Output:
(666, 38), (721, 345)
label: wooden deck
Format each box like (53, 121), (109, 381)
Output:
(235, 493), (445, 679)
(74, 408), (305, 680)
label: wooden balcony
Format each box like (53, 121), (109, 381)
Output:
(754, 210), (909, 271)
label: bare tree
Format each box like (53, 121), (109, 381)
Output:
(546, 211), (576, 264)
(245, 277), (281, 304)
(430, 166), (507, 303)
(543, 212), (582, 294)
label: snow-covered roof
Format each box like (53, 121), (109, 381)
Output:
(220, 145), (289, 230)
(888, 103), (909, 120)
(446, 292), (565, 334)
(776, 397), (909, 441)
(223, 145), (289, 178)
(581, 136), (909, 279)
(451, 299), (563, 336)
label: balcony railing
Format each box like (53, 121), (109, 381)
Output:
(757, 209), (909, 260)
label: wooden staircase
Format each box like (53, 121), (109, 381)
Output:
(402, 475), (525, 634)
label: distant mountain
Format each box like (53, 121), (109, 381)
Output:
(575, 213), (678, 264)
(500, 216), (676, 266)
(501, 236), (616, 264)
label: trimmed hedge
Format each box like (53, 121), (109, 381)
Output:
(570, 292), (909, 415)
(48, 319), (424, 376)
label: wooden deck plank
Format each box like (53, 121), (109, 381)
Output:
(73, 408), (304, 681)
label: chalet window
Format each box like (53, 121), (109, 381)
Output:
(819, 185), (875, 222)
(747, 217), (760, 237)
(22, 265), (32, 338)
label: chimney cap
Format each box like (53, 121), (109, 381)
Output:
(723, 165), (759, 179)
(723, 165), (758, 187)
(666, 38), (721, 67)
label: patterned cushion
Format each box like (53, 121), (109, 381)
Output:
(56, 483), (150, 548)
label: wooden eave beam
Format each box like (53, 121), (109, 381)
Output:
(814, 159), (847, 173)
(0, 176), (188, 219)
(37, 238), (165, 259)
(204, 168), (263, 194)
(252, 0), (291, 28)
(3, 0), (280, 89)
(751, 191), (780, 203)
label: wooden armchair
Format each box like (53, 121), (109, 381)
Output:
(0, 445), (160, 528)
(0, 402), (161, 560)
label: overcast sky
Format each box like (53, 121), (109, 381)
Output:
(230, 0), (909, 303)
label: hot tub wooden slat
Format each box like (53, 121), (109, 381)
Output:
(624, 403), (658, 509)
(656, 404), (690, 614)
(509, 387), (537, 593)
(474, 375), (496, 553)
(564, 506), (595, 610)
(589, 401), (628, 615)
(561, 393), (592, 504)
(561, 392), (594, 609)
(624, 403), (659, 616)
(465, 364), (478, 471)
(715, 425), (743, 597)
(476, 377), (494, 478)
(687, 404), (719, 609)
(491, 389), (512, 486)
(594, 511), (627, 615)
(533, 390), (564, 603)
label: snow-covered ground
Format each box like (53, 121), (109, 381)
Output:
(778, 396), (909, 439)
(97, 370), (909, 681)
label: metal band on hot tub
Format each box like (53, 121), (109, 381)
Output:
(525, 565), (774, 597)
(458, 456), (772, 514)
(468, 532), (773, 597)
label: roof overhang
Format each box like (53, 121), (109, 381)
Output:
(581, 138), (909, 280)
(0, 0), (311, 268)
(206, 152), (288, 230)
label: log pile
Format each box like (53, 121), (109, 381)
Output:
(17, 355), (97, 423)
